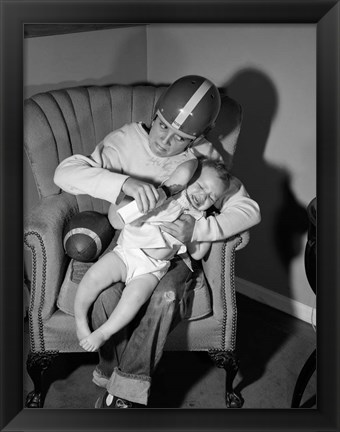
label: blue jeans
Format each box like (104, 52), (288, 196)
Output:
(91, 256), (193, 405)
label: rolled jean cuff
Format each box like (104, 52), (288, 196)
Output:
(107, 367), (151, 405)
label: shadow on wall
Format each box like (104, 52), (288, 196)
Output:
(224, 68), (309, 396)
(225, 68), (308, 300)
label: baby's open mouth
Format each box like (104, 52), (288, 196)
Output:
(190, 195), (202, 208)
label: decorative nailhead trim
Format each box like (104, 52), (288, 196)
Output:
(24, 231), (47, 352)
(220, 235), (243, 351)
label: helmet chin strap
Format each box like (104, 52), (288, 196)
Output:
(187, 137), (200, 148)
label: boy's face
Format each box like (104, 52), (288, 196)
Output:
(148, 116), (193, 157)
(186, 166), (226, 211)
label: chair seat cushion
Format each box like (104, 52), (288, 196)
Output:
(57, 239), (212, 321)
(57, 259), (92, 315)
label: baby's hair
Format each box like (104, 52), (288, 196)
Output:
(196, 157), (231, 190)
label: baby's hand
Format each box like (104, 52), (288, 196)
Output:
(160, 213), (195, 243)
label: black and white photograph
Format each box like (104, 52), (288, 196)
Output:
(23, 21), (316, 410)
(1, 1), (339, 431)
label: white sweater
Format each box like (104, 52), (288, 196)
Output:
(54, 123), (261, 242)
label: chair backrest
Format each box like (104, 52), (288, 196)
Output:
(24, 84), (242, 214)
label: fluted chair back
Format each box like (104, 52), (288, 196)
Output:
(24, 84), (242, 214)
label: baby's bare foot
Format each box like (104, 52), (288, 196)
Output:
(75, 319), (91, 342)
(79, 328), (108, 352)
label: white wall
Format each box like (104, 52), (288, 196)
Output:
(146, 24), (316, 308)
(24, 26), (148, 98)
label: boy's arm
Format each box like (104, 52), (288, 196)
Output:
(160, 176), (261, 244)
(54, 140), (129, 204)
(187, 240), (212, 260)
(191, 176), (261, 242)
(54, 129), (159, 210)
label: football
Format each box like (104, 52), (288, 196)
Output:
(63, 211), (115, 262)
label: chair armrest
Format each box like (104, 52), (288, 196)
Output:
(201, 231), (249, 351)
(24, 193), (78, 326)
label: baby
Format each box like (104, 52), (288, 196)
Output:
(74, 157), (230, 352)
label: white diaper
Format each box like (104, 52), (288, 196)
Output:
(113, 244), (171, 284)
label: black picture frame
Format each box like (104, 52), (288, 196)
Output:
(1, 1), (339, 431)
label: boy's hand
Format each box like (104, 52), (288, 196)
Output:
(122, 178), (160, 213)
(160, 214), (195, 243)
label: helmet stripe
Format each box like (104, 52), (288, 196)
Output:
(172, 80), (212, 130)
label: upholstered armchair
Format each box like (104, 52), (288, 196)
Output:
(24, 83), (249, 409)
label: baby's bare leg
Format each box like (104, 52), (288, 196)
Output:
(74, 251), (126, 342)
(80, 273), (158, 352)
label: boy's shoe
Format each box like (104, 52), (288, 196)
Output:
(92, 368), (109, 388)
(95, 391), (145, 409)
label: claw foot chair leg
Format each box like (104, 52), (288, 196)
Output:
(291, 349), (316, 408)
(209, 349), (244, 408)
(25, 351), (59, 408)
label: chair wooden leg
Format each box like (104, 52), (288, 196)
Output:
(25, 351), (59, 408)
(291, 349), (316, 408)
(209, 349), (244, 408)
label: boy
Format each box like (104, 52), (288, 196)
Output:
(75, 158), (230, 352)
(54, 75), (260, 408)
